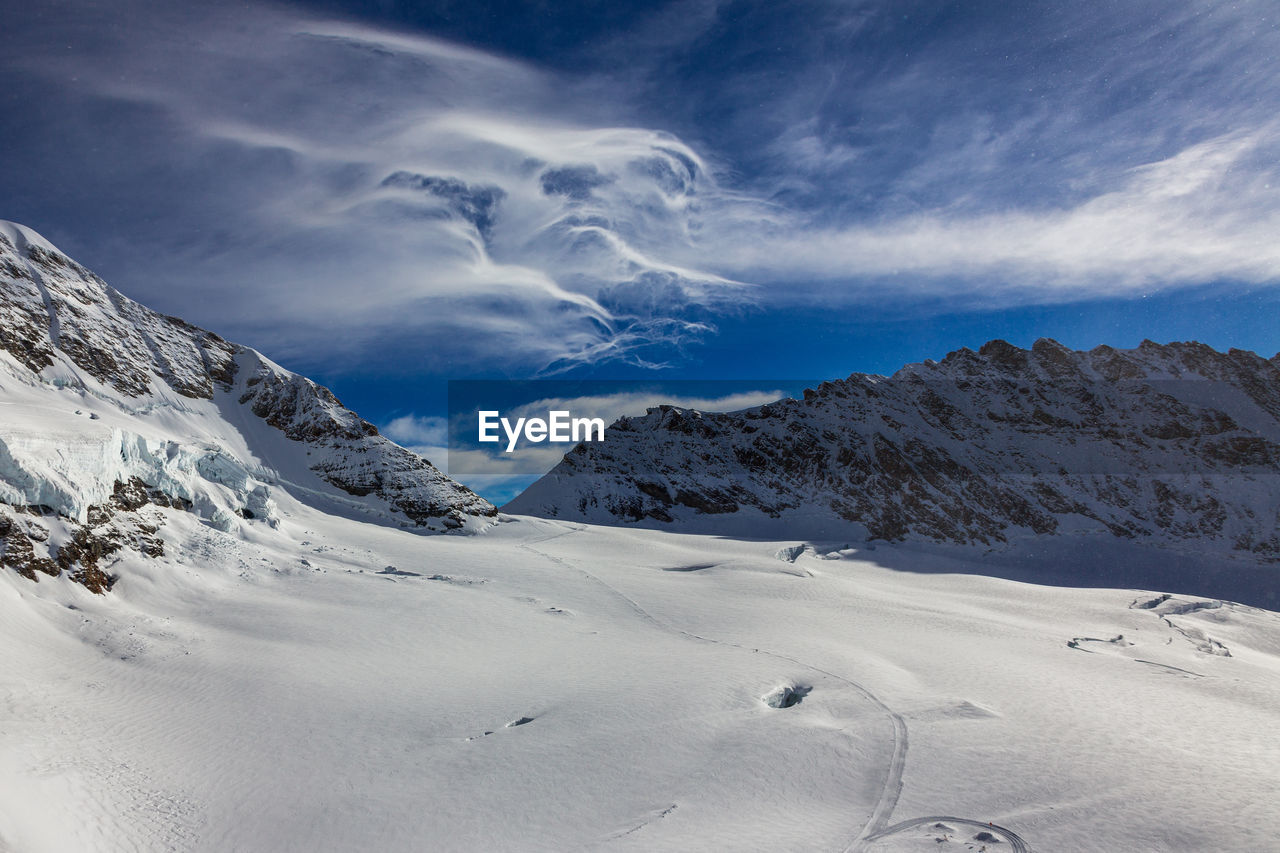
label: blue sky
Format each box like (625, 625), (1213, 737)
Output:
(3, 0), (1280, 500)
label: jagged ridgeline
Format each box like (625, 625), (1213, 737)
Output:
(507, 339), (1280, 561)
(0, 221), (495, 592)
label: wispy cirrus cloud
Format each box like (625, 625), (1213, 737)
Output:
(4, 0), (1280, 380)
(1, 0), (750, 373)
(711, 128), (1280, 303)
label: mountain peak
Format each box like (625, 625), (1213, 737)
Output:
(507, 339), (1280, 565)
(1, 223), (495, 592)
(0, 220), (63, 257)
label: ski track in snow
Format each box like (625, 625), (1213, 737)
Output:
(518, 524), (1032, 853)
(865, 816), (1030, 852)
(607, 803), (678, 841)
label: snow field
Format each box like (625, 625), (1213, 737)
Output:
(3, 496), (1278, 851)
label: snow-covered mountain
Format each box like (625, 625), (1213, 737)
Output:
(0, 221), (495, 592)
(508, 337), (1280, 563)
(2, 222), (1279, 853)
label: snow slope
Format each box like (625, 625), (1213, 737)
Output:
(0, 221), (494, 594)
(1, 497), (1278, 852)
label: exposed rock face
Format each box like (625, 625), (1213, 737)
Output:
(0, 221), (495, 590)
(0, 506), (60, 582)
(0, 479), (174, 593)
(1, 230), (239, 399)
(507, 338), (1280, 560)
(236, 363), (492, 527)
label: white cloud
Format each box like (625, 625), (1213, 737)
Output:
(715, 128), (1280, 300)
(7, 1), (749, 373)
(8, 0), (1280, 375)
(505, 390), (789, 424)
(382, 414), (449, 447)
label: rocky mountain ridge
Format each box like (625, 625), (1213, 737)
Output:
(0, 221), (495, 591)
(507, 337), (1280, 562)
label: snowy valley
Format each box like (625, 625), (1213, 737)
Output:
(2, 223), (1279, 852)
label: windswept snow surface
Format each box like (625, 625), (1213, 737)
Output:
(2, 497), (1279, 852)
